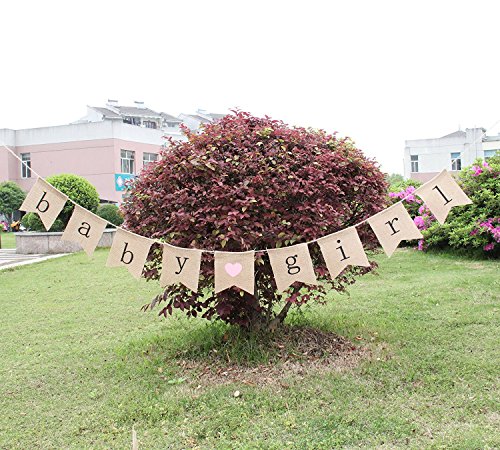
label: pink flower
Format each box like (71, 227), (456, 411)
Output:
(418, 239), (426, 251)
(472, 165), (483, 176)
(414, 216), (425, 229)
(470, 229), (478, 236)
(482, 161), (491, 170)
(389, 192), (398, 198)
(484, 242), (495, 251)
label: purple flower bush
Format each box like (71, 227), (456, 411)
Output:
(420, 155), (499, 256)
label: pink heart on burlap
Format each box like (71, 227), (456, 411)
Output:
(225, 262), (242, 277)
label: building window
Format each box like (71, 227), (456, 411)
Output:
(21, 153), (31, 178)
(143, 152), (158, 167)
(410, 154), (419, 173)
(166, 122), (178, 128)
(123, 117), (141, 126)
(451, 152), (461, 171)
(143, 120), (157, 129)
(484, 149), (498, 161)
(121, 150), (135, 174)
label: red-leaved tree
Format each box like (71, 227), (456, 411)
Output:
(122, 111), (387, 331)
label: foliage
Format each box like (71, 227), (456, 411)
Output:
(122, 111), (388, 330)
(421, 157), (500, 256)
(96, 203), (124, 227)
(385, 172), (404, 186)
(0, 181), (26, 222)
(388, 178), (424, 218)
(20, 174), (99, 232)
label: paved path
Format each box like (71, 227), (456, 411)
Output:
(0, 249), (68, 270)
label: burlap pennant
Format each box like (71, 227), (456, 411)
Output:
(267, 243), (317, 292)
(106, 228), (154, 279)
(415, 169), (472, 224)
(19, 178), (68, 230)
(317, 227), (370, 279)
(214, 251), (255, 295)
(160, 244), (202, 292)
(61, 205), (107, 256)
(367, 202), (423, 257)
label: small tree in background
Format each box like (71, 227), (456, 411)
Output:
(22, 174), (100, 231)
(0, 181), (26, 224)
(123, 111), (388, 331)
(96, 204), (124, 227)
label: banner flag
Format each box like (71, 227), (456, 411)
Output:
(106, 229), (154, 279)
(267, 243), (317, 292)
(317, 227), (370, 279)
(415, 169), (472, 224)
(61, 205), (107, 256)
(160, 244), (202, 292)
(19, 178), (68, 230)
(214, 251), (255, 295)
(367, 202), (423, 257)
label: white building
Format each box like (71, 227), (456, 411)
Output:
(178, 109), (226, 131)
(404, 128), (500, 182)
(76, 100), (186, 141)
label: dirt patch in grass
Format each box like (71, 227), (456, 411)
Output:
(170, 326), (380, 386)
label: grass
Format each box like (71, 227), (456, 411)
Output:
(0, 248), (499, 449)
(0, 231), (15, 249)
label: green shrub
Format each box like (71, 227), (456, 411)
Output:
(96, 204), (124, 227)
(422, 156), (499, 256)
(21, 174), (99, 232)
(0, 181), (26, 223)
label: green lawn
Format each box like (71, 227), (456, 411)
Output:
(0, 231), (16, 249)
(0, 249), (498, 449)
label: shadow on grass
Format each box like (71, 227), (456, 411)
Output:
(116, 311), (364, 385)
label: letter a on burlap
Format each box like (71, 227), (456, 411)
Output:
(415, 169), (472, 224)
(317, 227), (370, 279)
(106, 229), (154, 279)
(367, 202), (423, 257)
(160, 244), (202, 292)
(61, 205), (107, 256)
(19, 178), (68, 230)
(214, 251), (255, 295)
(267, 243), (317, 292)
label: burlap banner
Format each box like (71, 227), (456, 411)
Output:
(106, 229), (154, 279)
(317, 227), (370, 279)
(160, 244), (202, 292)
(267, 243), (317, 292)
(19, 178), (68, 230)
(214, 251), (255, 295)
(61, 205), (107, 256)
(367, 202), (423, 257)
(415, 169), (472, 224)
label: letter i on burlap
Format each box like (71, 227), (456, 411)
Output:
(317, 227), (370, 279)
(415, 169), (472, 224)
(19, 178), (68, 230)
(61, 205), (107, 256)
(106, 229), (154, 279)
(267, 243), (317, 292)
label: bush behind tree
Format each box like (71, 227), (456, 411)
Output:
(421, 156), (500, 256)
(96, 204), (124, 227)
(21, 174), (99, 232)
(0, 181), (26, 223)
(123, 111), (388, 331)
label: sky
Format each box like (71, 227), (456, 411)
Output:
(1, 0), (500, 174)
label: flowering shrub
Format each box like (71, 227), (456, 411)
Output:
(123, 111), (388, 331)
(421, 155), (499, 256)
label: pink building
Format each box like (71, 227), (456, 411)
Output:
(0, 120), (168, 203)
